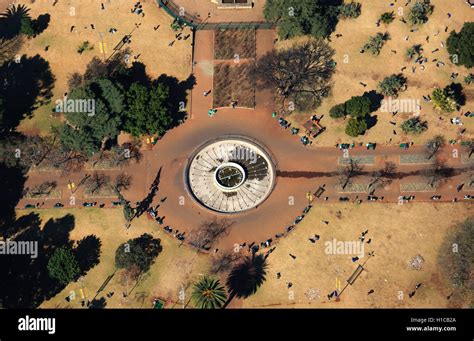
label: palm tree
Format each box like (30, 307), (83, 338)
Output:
(223, 253), (268, 308)
(0, 4), (31, 40)
(191, 276), (227, 309)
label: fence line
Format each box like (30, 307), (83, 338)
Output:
(157, 0), (276, 31)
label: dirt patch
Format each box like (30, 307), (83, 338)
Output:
(215, 29), (256, 60)
(213, 62), (255, 108)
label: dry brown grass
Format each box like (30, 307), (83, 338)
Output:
(24, 208), (212, 309)
(280, 0), (473, 147)
(6, 0), (192, 135)
(243, 202), (473, 308)
(213, 61), (255, 108)
(214, 29), (256, 60)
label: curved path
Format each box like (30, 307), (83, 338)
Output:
(19, 14), (473, 250)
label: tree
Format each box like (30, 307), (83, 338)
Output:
(188, 218), (234, 250)
(339, 2), (361, 19)
(84, 172), (110, 195)
(19, 17), (35, 37)
(362, 32), (390, 55)
(447, 22), (474, 69)
(47, 246), (80, 285)
(406, 44), (423, 60)
(438, 218), (474, 299)
(377, 74), (407, 97)
(0, 4), (31, 39)
(67, 72), (83, 89)
(400, 117), (428, 135)
(408, 0), (433, 26)
(425, 135), (445, 159)
(345, 96), (371, 118)
(122, 82), (172, 137)
(465, 73), (474, 85)
(255, 38), (335, 112)
(422, 160), (453, 188)
(224, 253), (268, 308)
(192, 276), (227, 309)
(329, 103), (346, 119)
(116, 191), (135, 226)
(367, 162), (396, 194)
(263, 0), (342, 39)
(26, 180), (57, 197)
(338, 158), (363, 190)
(431, 87), (457, 113)
(59, 79), (123, 156)
(114, 173), (132, 192)
(345, 117), (367, 137)
(115, 234), (162, 273)
(380, 11), (395, 25)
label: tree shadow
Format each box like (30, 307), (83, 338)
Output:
(155, 74), (196, 126)
(446, 82), (466, 107)
(0, 162), (28, 231)
(0, 4), (30, 40)
(224, 253), (268, 308)
(75, 235), (102, 275)
(89, 297), (107, 309)
(0, 213), (102, 308)
(134, 167), (161, 219)
(0, 214), (74, 308)
(113, 61), (151, 88)
(33, 14), (50, 36)
(362, 90), (384, 113)
(366, 114), (378, 129)
(0, 54), (55, 134)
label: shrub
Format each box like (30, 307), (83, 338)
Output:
(378, 74), (407, 97)
(329, 103), (346, 119)
(400, 117), (428, 135)
(345, 117), (367, 137)
(406, 44), (423, 60)
(362, 32), (390, 55)
(339, 2), (362, 19)
(380, 12), (395, 25)
(408, 0), (433, 25)
(345, 96), (371, 118)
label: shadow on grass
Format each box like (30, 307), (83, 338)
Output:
(0, 54), (55, 135)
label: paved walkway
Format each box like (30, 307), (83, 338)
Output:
(18, 28), (473, 249)
(168, 0), (265, 23)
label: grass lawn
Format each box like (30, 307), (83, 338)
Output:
(15, 209), (212, 309)
(9, 0), (193, 136)
(280, 0), (473, 147)
(215, 29), (256, 60)
(242, 202), (473, 308)
(213, 62), (255, 108)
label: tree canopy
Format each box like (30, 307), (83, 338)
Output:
(122, 82), (172, 137)
(255, 38), (335, 112)
(377, 74), (407, 97)
(263, 0), (343, 39)
(407, 0), (433, 26)
(447, 22), (474, 69)
(115, 234), (162, 273)
(192, 276), (227, 309)
(58, 78), (123, 156)
(47, 246), (80, 285)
